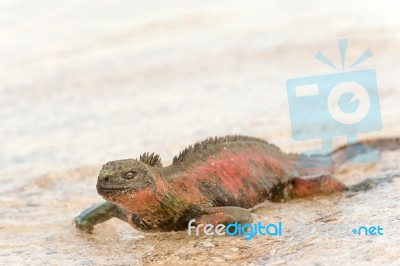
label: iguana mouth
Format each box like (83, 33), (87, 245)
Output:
(96, 185), (132, 195)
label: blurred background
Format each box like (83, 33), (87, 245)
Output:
(1, 1), (400, 264)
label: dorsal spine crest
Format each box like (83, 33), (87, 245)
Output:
(139, 152), (162, 167)
(172, 135), (279, 164)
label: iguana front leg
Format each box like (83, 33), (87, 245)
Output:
(74, 201), (129, 233)
(196, 206), (253, 226)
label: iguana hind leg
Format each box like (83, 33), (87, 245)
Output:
(290, 173), (348, 199)
(74, 201), (128, 233)
(290, 173), (400, 198)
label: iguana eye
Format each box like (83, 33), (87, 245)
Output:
(124, 171), (137, 179)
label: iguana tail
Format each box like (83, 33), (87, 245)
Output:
(348, 173), (400, 192)
(331, 137), (400, 168)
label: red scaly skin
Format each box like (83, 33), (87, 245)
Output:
(96, 136), (314, 231)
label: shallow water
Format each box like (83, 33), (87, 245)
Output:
(1, 0), (400, 265)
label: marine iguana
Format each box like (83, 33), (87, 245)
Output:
(74, 135), (400, 233)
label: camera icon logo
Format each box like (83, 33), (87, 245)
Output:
(286, 40), (382, 168)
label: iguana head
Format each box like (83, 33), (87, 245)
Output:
(96, 155), (161, 210)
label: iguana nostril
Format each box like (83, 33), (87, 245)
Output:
(99, 169), (112, 182)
